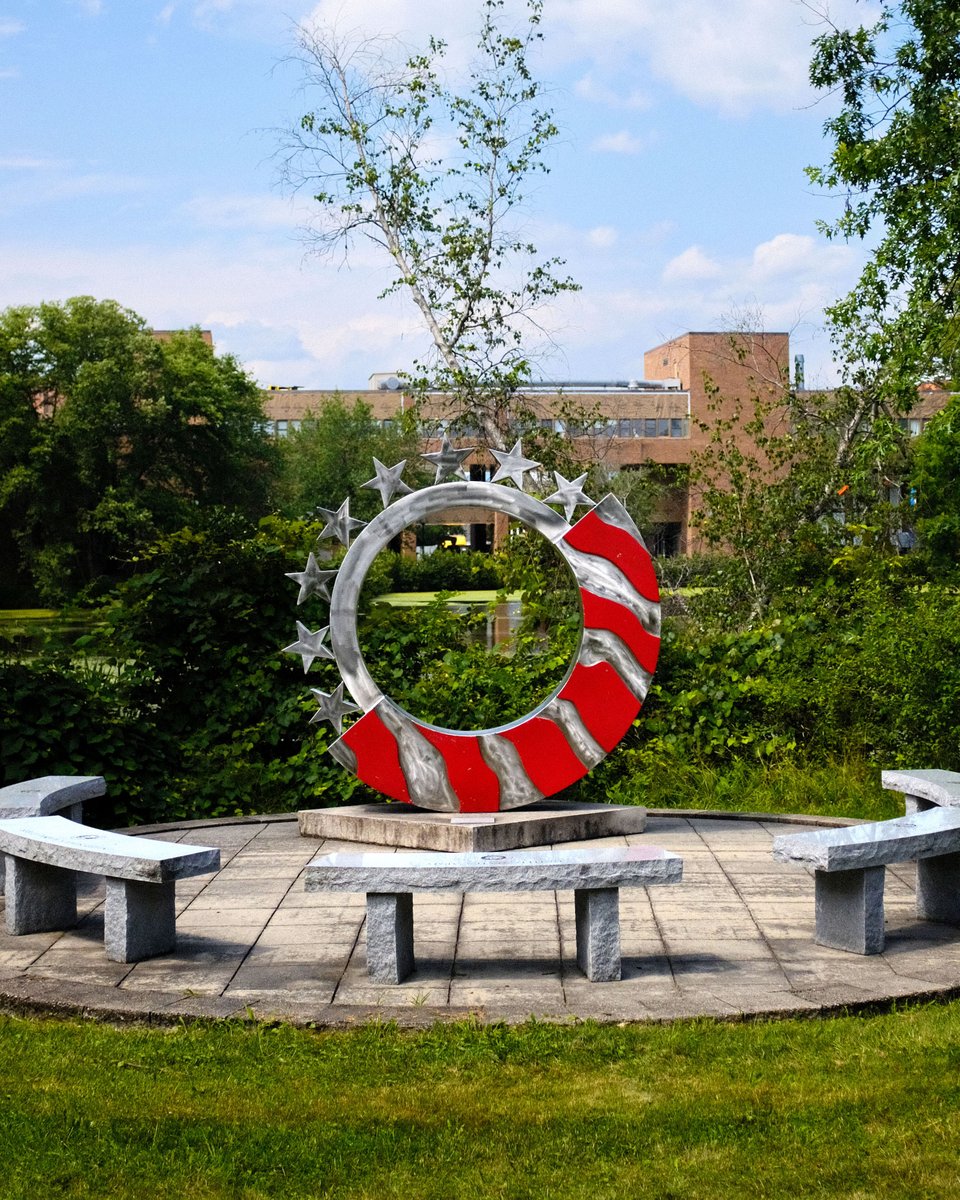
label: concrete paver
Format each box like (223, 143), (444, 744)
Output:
(2, 810), (960, 1025)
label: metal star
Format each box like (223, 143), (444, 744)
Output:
(316, 497), (366, 549)
(421, 435), (475, 484)
(361, 458), (413, 508)
(490, 439), (540, 490)
(544, 471), (594, 521)
(285, 553), (338, 605)
(309, 682), (361, 737)
(282, 621), (334, 673)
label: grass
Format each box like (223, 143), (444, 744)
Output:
(1, 1006), (960, 1198)
(605, 756), (902, 823)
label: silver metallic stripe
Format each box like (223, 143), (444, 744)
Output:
(579, 628), (654, 702)
(539, 697), (607, 768)
(563, 545), (660, 637)
(477, 735), (545, 808)
(376, 701), (460, 812)
(327, 739), (358, 774)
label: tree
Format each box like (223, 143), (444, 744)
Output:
(808, 0), (960, 392)
(912, 393), (960, 571)
(279, 0), (579, 448)
(275, 395), (424, 521)
(0, 297), (279, 603)
(687, 331), (912, 625)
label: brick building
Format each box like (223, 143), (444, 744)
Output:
(261, 330), (946, 555)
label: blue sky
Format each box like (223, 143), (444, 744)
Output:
(0, 0), (877, 390)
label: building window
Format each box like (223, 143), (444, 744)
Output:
(649, 522), (683, 557)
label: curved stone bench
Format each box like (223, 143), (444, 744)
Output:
(0, 775), (105, 893)
(0, 815), (220, 962)
(305, 845), (683, 983)
(773, 806), (960, 954)
(882, 769), (960, 813)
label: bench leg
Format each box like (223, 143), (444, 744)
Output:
(916, 852), (960, 924)
(814, 866), (885, 954)
(366, 892), (414, 983)
(104, 877), (176, 962)
(4, 856), (77, 935)
(575, 887), (621, 981)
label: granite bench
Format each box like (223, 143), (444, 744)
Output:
(772, 806), (960, 953)
(881, 769), (960, 813)
(304, 845), (683, 983)
(0, 815), (220, 962)
(0, 775), (105, 894)
(0, 774), (105, 821)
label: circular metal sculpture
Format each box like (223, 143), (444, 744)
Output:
(284, 441), (661, 813)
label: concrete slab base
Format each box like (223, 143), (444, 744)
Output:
(298, 800), (647, 852)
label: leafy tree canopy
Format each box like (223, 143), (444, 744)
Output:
(911, 393), (960, 571)
(0, 296), (278, 604)
(808, 0), (960, 393)
(274, 395), (424, 522)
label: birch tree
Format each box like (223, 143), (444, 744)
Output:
(279, 0), (579, 449)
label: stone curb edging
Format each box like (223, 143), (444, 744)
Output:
(0, 968), (957, 1031)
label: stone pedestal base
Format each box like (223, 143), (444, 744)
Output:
(298, 800), (647, 852)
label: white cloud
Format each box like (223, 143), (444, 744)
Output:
(590, 130), (651, 155)
(294, 0), (879, 117)
(573, 73), (650, 111)
(662, 245), (723, 283)
(586, 225), (618, 249)
(0, 232), (431, 389)
(550, 0), (882, 116)
(749, 232), (852, 283)
(0, 19), (25, 37)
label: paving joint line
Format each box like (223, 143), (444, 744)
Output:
(685, 819), (795, 991)
(215, 823), (312, 999)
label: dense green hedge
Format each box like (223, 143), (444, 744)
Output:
(386, 549), (504, 592)
(2, 516), (959, 826)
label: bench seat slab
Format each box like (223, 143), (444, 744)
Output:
(5, 856), (77, 935)
(575, 887), (621, 982)
(105, 877), (177, 963)
(366, 893), (415, 983)
(814, 866), (885, 954)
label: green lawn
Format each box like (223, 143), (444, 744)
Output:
(2, 1006), (960, 1198)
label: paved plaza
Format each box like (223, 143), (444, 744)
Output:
(1, 810), (960, 1025)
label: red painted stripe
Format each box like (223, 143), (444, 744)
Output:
(558, 661), (643, 753)
(499, 718), (591, 795)
(563, 510), (660, 602)
(580, 589), (661, 676)
(414, 726), (501, 813)
(340, 709), (412, 805)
